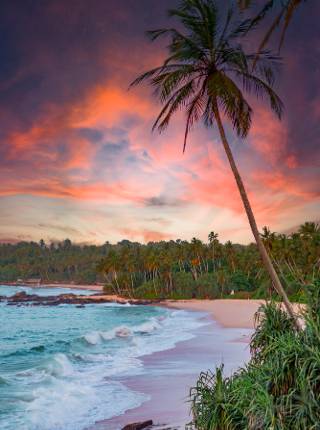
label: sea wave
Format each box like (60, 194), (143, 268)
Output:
(0, 300), (207, 430)
(81, 316), (162, 346)
(0, 376), (8, 385)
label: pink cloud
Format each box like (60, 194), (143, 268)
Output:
(120, 228), (172, 242)
(249, 105), (288, 165)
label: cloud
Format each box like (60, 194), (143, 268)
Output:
(119, 228), (172, 243)
(144, 196), (186, 207)
(0, 0), (319, 244)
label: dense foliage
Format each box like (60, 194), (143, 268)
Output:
(98, 221), (319, 300)
(189, 282), (320, 429)
(0, 239), (107, 284)
(1, 222), (317, 301)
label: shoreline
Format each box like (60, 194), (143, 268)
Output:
(1, 284), (303, 429)
(1, 283), (304, 329)
(93, 299), (303, 429)
(92, 312), (252, 430)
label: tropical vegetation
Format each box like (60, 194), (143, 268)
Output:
(97, 221), (319, 302)
(189, 283), (320, 429)
(1, 222), (318, 304)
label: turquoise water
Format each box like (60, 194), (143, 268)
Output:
(0, 285), (205, 430)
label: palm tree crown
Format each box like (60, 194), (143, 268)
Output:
(131, 0), (283, 152)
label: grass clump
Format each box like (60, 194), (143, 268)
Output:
(189, 282), (320, 429)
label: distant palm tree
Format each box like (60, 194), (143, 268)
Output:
(298, 221), (320, 237)
(208, 231), (219, 272)
(131, 0), (297, 323)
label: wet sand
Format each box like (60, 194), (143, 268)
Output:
(91, 313), (253, 430)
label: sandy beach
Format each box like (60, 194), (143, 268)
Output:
(163, 299), (264, 329)
(94, 298), (304, 429)
(162, 299), (305, 329)
(92, 313), (252, 430)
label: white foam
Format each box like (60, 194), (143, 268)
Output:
(83, 331), (102, 345)
(134, 318), (160, 334)
(23, 363), (148, 430)
(115, 326), (132, 337)
(4, 307), (208, 430)
(33, 353), (74, 379)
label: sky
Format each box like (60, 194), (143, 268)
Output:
(0, 0), (319, 245)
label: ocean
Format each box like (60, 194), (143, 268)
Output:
(0, 285), (207, 430)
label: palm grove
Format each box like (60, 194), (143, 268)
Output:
(1, 221), (319, 304)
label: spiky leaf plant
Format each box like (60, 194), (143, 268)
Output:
(189, 287), (320, 429)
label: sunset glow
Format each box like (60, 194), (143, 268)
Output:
(0, 0), (319, 244)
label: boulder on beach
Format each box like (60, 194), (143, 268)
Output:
(122, 420), (153, 430)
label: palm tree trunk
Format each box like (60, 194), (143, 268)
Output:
(214, 105), (298, 326)
(212, 245), (215, 273)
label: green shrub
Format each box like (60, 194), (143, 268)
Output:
(195, 273), (221, 299)
(190, 287), (320, 429)
(229, 271), (253, 292)
(134, 280), (163, 299)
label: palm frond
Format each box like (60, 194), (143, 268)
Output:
(152, 80), (195, 133)
(236, 71), (283, 119)
(279, 0), (304, 50)
(183, 85), (207, 152)
(131, 0), (283, 147)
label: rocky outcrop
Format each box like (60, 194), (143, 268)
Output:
(0, 291), (160, 307)
(122, 420), (153, 430)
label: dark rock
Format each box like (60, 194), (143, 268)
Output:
(122, 420), (153, 430)
(2, 292), (162, 307)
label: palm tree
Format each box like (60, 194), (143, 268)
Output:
(208, 231), (219, 272)
(298, 221), (320, 237)
(261, 226), (276, 252)
(131, 0), (297, 323)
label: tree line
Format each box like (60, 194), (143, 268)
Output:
(1, 222), (317, 302)
(97, 222), (319, 300)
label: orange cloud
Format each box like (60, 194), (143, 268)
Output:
(71, 85), (155, 129)
(1, 61), (318, 243)
(0, 178), (154, 204)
